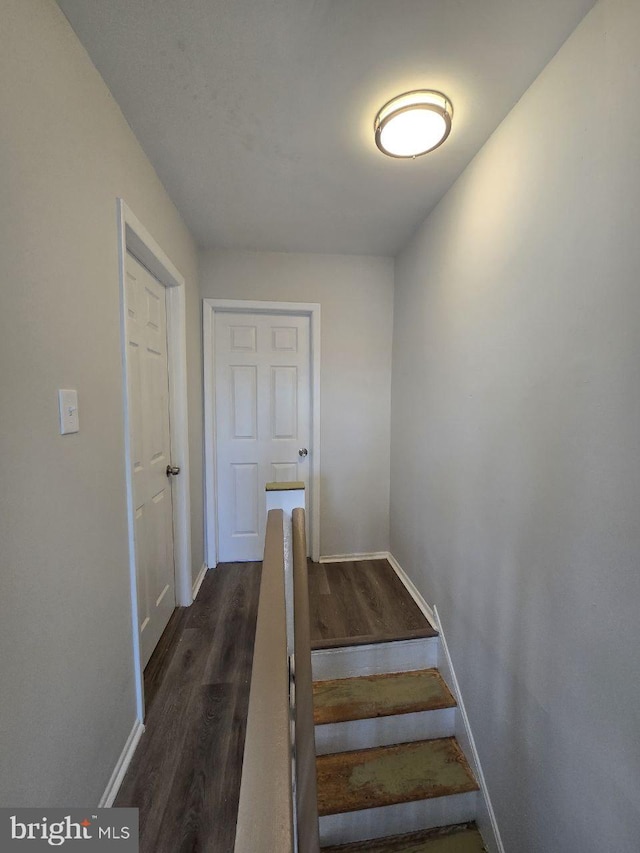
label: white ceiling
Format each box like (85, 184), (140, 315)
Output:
(57, 0), (594, 256)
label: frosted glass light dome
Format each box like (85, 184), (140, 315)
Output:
(374, 90), (453, 158)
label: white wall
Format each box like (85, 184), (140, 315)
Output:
(200, 249), (394, 557)
(390, 1), (640, 850)
(0, 0), (202, 805)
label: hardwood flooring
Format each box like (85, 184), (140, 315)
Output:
(115, 557), (433, 851)
(143, 605), (189, 715)
(115, 562), (261, 853)
(308, 559), (437, 649)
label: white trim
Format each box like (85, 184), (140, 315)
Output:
(203, 298), (321, 564)
(385, 552), (437, 628)
(315, 707), (455, 755)
(98, 719), (145, 807)
(117, 199), (193, 721)
(311, 637), (438, 681)
(192, 562), (208, 601)
(318, 791), (478, 847)
(203, 301), (218, 568)
(434, 606), (505, 853)
(319, 551), (389, 564)
(165, 284), (193, 608)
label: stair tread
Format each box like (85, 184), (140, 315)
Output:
(316, 737), (479, 816)
(321, 823), (486, 852)
(314, 669), (456, 725)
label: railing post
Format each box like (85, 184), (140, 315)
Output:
(235, 487), (318, 853)
(233, 510), (294, 853)
(266, 482), (306, 656)
(292, 507), (321, 853)
(265, 480), (306, 517)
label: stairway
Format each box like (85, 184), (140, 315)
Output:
(311, 638), (487, 852)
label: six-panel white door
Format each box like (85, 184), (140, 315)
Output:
(125, 252), (176, 668)
(215, 312), (311, 561)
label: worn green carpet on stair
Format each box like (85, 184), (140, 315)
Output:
(321, 823), (486, 853)
(313, 669), (456, 725)
(316, 737), (478, 816)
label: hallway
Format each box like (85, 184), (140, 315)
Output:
(4, 2), (640, 849)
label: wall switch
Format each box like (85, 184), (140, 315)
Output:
(59, 389), (79, 435)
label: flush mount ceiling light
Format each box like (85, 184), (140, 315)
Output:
(374, 90), (453, 159)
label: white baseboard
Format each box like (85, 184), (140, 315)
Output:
(433, 606), (505, 853)
(192, 562), (208, 601)
(99, 718), (145, 807)
(385, 553), (437, 629)
(319, 551), (389, 564)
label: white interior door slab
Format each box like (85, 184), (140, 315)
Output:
(125, 252), (176, 668)
(215, 312), (311, 561)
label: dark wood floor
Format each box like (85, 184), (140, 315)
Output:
(115, 557), (434, 852)
(115, 563), (261, 853)
(308, 558), (437, 649)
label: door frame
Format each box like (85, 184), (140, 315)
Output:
(117, 199), (193, 720)
(203, 299), (321, 565)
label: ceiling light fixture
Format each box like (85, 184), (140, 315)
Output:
(374, 90), (453, 159)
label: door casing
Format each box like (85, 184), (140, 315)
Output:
(117, 199), (192, 721)
(203, 299), (321, 566)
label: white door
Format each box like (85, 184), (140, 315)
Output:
(214, 312), (311, 561)
(125, 252), (176, 668)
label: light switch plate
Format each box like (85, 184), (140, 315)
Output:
(59, 389), (79, 435)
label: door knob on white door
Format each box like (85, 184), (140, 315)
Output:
(298, 448), (308, 458)
(166, 465), (181, 477)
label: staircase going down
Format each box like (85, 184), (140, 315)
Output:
(311, 639), (487, 852)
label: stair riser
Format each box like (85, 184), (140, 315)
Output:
(311, 638), (438, 681)
(318, 791), (478, 847)
(315, 707), (455, 755)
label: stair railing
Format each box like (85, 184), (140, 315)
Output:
(234, 493), (320, 853)
(291, 506), (321, 853)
